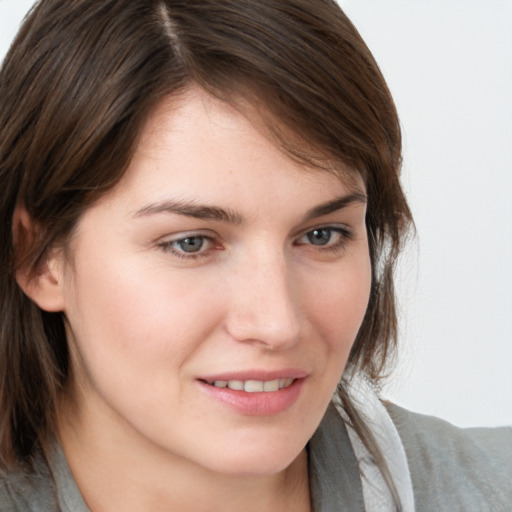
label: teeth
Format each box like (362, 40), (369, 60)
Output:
(263, 380), (279, 392)
(245, 380), (264, 392)
(212, 378), (294, 392)
(228, 380), (244, 391)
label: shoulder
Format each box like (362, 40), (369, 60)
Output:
(0, 452), (59, 511)
(385, 402), (512, 512)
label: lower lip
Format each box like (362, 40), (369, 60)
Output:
(198, 379), (305, 416)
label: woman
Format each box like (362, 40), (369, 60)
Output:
(0, 1), (510, 511)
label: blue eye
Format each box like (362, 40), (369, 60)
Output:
(306, 228), (333, 246)
(160, 234), (215, 259)
(296, 226), (351, 252)
(174, 236), (206, 253)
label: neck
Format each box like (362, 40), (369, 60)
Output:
(56, 392), (311, 512)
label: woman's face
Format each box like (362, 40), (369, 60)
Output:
(55, 88), (371, 476)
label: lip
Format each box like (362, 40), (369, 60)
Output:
(197, 369), (308, 416)
(199, 368), (309, 383)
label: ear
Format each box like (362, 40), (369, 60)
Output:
(13, 206), (66, 312)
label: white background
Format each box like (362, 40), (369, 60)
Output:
(1, 0), (511, 427)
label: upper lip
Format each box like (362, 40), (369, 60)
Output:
(198, 368), (309, 383)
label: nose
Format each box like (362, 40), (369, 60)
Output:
(224, 247), (303, 350)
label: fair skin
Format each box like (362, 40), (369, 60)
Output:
(29, 88), (371, 511)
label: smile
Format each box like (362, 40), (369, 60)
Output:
(209, 378), (295, 392)
(199, 375), (305, 415)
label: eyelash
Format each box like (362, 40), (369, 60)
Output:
(159, 226), (353, 260)
(294, 226), (353, 253)
(159, 234), (216, 260)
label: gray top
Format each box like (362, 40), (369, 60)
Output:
(386, 402), (512, 512)
(1, 403), (511, 511)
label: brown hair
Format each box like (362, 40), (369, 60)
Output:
(0, 0), (411, 493)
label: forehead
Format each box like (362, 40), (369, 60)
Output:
(67, 87), (368, 257)
(123, 87), (365, 198)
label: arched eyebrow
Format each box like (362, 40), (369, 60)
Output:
(302, 191), (367, 221)
(132, 192), (367, 224)
(133, 200), (244, 224)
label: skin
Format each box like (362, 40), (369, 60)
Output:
(41, 88), (372, 511)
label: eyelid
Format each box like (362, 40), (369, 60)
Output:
(157, 228), (217, 243)
(293, 224), (354, 256)
(158, 230), (220, 259)
(294, 223), (352, 242)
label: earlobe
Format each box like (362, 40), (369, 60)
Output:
(13, 206), (66, 313)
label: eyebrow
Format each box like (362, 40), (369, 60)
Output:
(303, 192), (367, 221)
(133, 200), (244, 224)
(132, 192), (367, 224)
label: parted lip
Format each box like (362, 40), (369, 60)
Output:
(198, 368), (309, 384)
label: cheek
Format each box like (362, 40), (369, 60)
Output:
(292, 256), (371, 430)
(305, 258), (372, 351)
(62, 257), (228, 422)
(66, 252), (225, 365)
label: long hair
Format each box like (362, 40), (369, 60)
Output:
(0, 0), (412, 488)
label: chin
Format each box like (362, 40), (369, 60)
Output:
(193, 435), (306, 478)
(215, 452), (303, 478)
